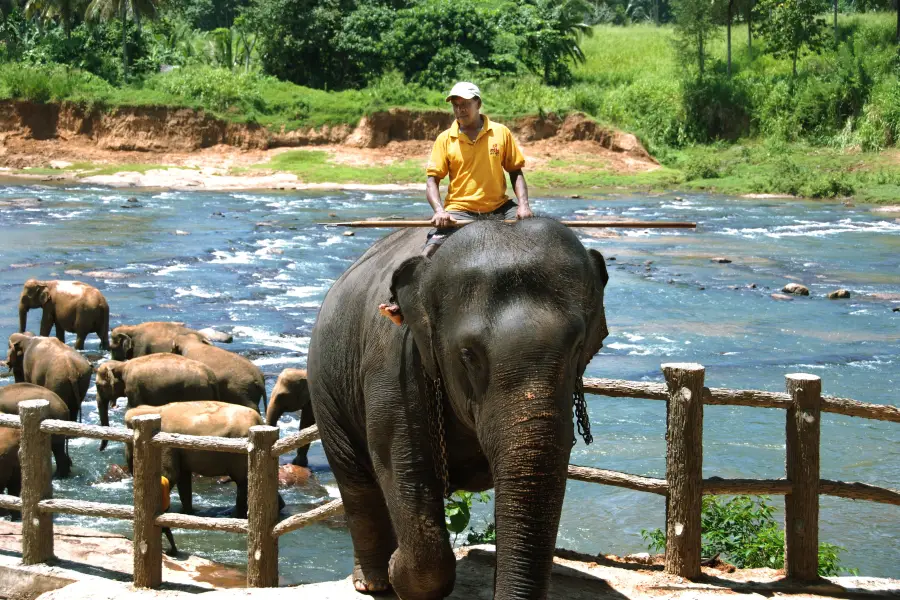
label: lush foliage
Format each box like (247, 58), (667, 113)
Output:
(444, 491), (496, 545)
(755, 0), (829, 77)
(641, 495), (857, 576)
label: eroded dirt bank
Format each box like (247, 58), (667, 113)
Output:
(0, 100), (658, 188)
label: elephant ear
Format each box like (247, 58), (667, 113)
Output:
(581, 249), (610, 373)
(390, 256), (437, 377)
(38, 286), (51, 306)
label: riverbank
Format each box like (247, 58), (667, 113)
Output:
(1, 100), (897, 201)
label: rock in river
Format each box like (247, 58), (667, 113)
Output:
(198, 327), (233, 343)
(782, 283), (809, 296)
(771, 293), (794, 301)
(711, 257), (732, 264)
(827, 289), (851, 299)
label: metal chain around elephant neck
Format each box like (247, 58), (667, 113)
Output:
(574, 376), (593, 445)
(425, 371), (451, 499)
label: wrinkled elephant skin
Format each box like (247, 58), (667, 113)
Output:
(308, 218), (609, 599)
(18, 279), (109, 350)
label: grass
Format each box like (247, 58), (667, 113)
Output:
(249, 150), (425, 184)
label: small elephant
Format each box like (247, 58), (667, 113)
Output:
(0, 383), (74, 477)
(95, 353), (221, 451)
(124, 401), (284, 518)
(109, 322), (194, 361)
(265, 368), (315, 467)
(171, 332), (266, 413)
(18, 279), (110, 350)
(7, 333), (92, 421)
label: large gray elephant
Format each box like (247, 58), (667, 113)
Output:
(171, 332), (267, 412)
(18, 279), (110, 350)
(265, 368), (315, 467)
(109, 322), (194, 361)
(0, 383), (74, 477)
(308, 218), (609, 599)
(7, 333), (92, 421)
(95, 353), (221, 451)
(124, 401), (283, 518)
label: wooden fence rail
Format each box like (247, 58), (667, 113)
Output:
(0, 365), (896, 587)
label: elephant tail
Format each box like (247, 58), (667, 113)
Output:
(261, 386), (268, 414)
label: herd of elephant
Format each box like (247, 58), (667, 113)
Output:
(2, 278), (315, 519)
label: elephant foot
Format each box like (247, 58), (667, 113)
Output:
(352, 563), (390, 594)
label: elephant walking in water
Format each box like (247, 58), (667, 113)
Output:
(265, 368), (315, 467)
(18, 279), (110, 350)
(0, 383), (73, 477)
(124, 401), (285, 518)
(7, 333), (92, 421)
(308, 218), (609, 599)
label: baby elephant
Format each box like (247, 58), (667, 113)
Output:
(265, 368), (315, 467)
(0, 383), (73, 477)
(0, 428), (22, 506)
(18, 279), (110, 350)
(7, 333), (92, 421)
(124, 401), (285, 518)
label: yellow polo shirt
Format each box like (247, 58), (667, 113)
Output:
(426, 116), (526, 213)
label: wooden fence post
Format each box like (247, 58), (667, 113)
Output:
(785, 373), (821, 581)
(19, 400), (53, 565)
(132, 414), (163, 589)
(662, 363), (705, 579)
(247, 425), (280, 587)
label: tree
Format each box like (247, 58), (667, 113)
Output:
(25, 0), (83, 37)
(85, 0), (159, 79)
(755, 0), (827, 78)
(672, 0), (718, 78)
(502, 0), (594, 85)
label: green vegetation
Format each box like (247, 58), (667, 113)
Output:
(641, 495), (857, 576)
(0, 0), (897, 200)
(444, 491), (496, 545)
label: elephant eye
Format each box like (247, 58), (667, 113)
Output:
(460, 348), (476, 363)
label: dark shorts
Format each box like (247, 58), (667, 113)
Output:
(425, 199), (519, 248)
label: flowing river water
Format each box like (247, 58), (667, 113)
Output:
(0, 184), (897, 582)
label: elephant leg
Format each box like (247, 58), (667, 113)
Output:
(292, 407), (316, 467)
(234, 480), (248, 518)
(39, 309), (54, 337)
(98, 321), (110, 350)
(162, 527), (178, 556)
(55, 322), (66, 343)
(174, 456), (194, 514)
(342, 479), (397, 593)
(51, 436), (72, 478)
(74, 334), (86, 350)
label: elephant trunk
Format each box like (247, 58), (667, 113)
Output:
(264, 397), (282, 426)
(481, 383), (572, 600)
(18, 302), (27, 333)
(97, 387), (112, 451)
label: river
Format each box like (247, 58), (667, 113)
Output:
(0, 184), (897, 582)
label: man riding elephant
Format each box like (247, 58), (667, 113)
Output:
(309, 217), (609, 599)
(18, 279), (110, 350)
(379, 81), (533, 323)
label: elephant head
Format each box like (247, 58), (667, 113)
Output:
(19, 279), (50, 333)
(391, 218), (608, 597)
(95, 361), (127, 449)
(6, 333), (35, 382)
(265, 368), (314, 466)
(109, 331), (134, 361)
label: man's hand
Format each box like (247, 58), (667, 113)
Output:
(431, 210), (456, 228)
(516, 204), (534, 219)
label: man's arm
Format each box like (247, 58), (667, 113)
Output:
(509, 170), (532, 219)
(426, 175), (455, 227)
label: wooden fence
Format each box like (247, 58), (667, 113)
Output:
(0, 362), (896, 587)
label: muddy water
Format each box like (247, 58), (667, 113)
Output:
(0, 186), (897, 581)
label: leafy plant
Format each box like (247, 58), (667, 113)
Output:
(755, 0), (828, 77)
(641, 495), (858, 576)
(445, 491), (494, 545)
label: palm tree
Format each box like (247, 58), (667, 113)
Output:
(25, 0), (83, 37)
(85, 0), (159, 80)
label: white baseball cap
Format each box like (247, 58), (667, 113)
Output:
(445, 82), (481, 102)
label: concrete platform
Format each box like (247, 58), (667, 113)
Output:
(1, 521), (897, 600)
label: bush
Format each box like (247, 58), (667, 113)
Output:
(0, 62), (114, 103)
(444, 491), (495, 545)
(683, 154), (722, 180)
(682, 74), (752, 142)
(857, 77), (900, 151)
(641, 496), (857, 576)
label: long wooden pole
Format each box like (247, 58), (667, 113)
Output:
(133, 414), (163, 589)
(20, 400), (53, 565)
(320, 220), (696, 229)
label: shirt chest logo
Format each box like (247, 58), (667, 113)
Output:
(489, 143), (500, 156)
